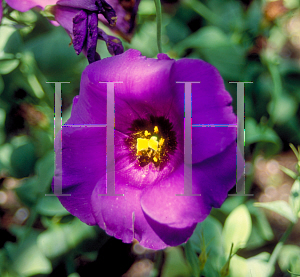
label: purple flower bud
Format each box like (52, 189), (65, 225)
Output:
(98, 28), (124, 56)
(54, 0), (122, 63)
(86, 12), (100, 63)
(54, 49), (241, 249)
(72, 10), (87, 55)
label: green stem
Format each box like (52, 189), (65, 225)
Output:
(267, 222), (295, 276)
(154, 0), (163, 53)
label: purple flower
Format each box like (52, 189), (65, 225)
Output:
(52, 0), (124, 63)
(54, 49), (240, 249)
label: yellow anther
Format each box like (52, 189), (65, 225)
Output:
(154, 126), (159, 133)
(153, 157), (158, 162)
(148, 136), (158, 151)
(144, 130), (151, 136)
(159, 138), (165, 146)
(137, 138), (149, 152)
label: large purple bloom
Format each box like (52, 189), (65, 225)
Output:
(54, 49), (239, 249)
(52, 0), (124, 63)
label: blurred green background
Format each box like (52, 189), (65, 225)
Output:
(1, 0), (300, 276)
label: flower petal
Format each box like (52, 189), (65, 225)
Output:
(140, 164), (210, 229)
(82, 49), (181, 132)
(73, 10), (88, 55)
(170, 58), (237, 163)
(95, 0), (117, 27)
(91, 180), (196, 249)
(52, 5), (81, 36)
(53, 98), (107, 225)
(191, 127), (237, 163)
(6, 0), (57, 12)
(99, 0), (141, 40)
(192, 141), (239, 207)
(57, 0), (99, 11)
(86, 12), (100, 63)
(141, 141), (237, 228)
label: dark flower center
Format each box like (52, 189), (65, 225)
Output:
(126, 116), (177, 170)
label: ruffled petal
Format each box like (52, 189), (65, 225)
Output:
(91, 180), (196, 249)
(140, 164), (211, 229)
(169, 58), (237, 163)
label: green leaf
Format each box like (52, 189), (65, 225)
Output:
(245, 118), (282, 154)
(10, 142), (37, 178)
(278, 245), (300, 272)
(246, 252), (271, 277)
(289, 144), (300, 160)
(0, 59), (19, 74)
(189, 216), (223, 253)
(137, 0), (156, 15)
(176, 26), (229, 52)
(0, 75), (4, 95)
(289, 179), (300, 217)
(35, 150), (54, 192)
(246, 201), (274, 242)
(36, 196), (70, 216)
(15, 176), (39, 206)
(280, 165), (298, 179)
(6, 231), (52, 276)
(254, 201), (297, 223)
(37, 225), (69, 259)
(228, 255), (248, 277)
(162, 247), (190, 277)
(189, 215), (223, 275)
(223, 204), (252, 254)
(184, 240), (200, 277)
(37, 218), (96, 259)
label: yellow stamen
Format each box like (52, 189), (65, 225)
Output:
(159, 138), (165, 146)
(148, 136), (158, 151)
(153, 157), (158, 162)
(137, 138), (149, 152)
(144, 130), (151, 136)
(154, 126), (159, 133)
